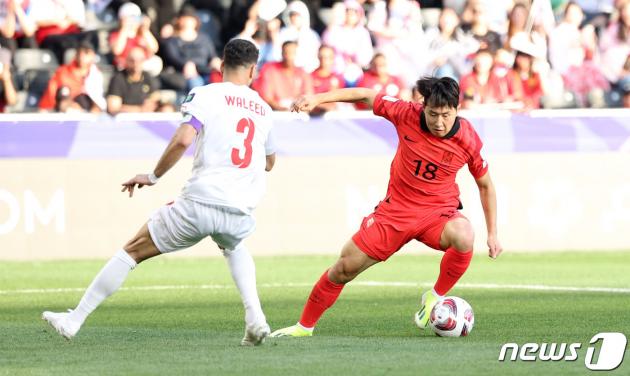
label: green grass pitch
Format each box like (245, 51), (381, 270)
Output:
(1, 252), (629, 375)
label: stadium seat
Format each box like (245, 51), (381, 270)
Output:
(5, 91), (28, 113)
(540, 91), (578, 109)
(12, 49), (59, 73)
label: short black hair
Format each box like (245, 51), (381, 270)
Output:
(223, 39), (259, 69)
(415, 76), (459, 109)
(282, 40), (298, 50)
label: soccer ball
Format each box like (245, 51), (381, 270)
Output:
(428, 296), (474, 337)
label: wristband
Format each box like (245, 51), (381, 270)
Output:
(148, 173), (160, 184)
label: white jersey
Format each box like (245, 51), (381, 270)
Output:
(179, 82), (275, 214)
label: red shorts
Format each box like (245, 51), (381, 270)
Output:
(351, 204), (464, 261)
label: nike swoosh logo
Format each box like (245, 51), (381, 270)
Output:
(404, 135), (416, 143)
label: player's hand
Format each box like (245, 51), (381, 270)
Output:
(121, 174), (155, 197)
(487, 235), (503, 259)
(291, 94), (319, 113)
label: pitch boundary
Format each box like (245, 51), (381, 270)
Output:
(1, 281), (629, 295)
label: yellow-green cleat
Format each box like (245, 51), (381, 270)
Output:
(270, 324), (313, 338)
(414, 290), (440, 329)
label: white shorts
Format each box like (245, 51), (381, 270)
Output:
(147, 198), (256, 253)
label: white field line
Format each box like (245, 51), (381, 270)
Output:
(1, 281), (630, 295)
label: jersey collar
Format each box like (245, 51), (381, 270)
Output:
(420, 111), (461, 139)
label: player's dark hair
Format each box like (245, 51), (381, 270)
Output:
(415, 76), (459, 109)
(223, 39), (259, 69)
(282, 40), (297, 50)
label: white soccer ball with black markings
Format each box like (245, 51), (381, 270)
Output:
(428, 296), (474, 337)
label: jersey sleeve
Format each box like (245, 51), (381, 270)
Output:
(180, 88), (205, 132)
(468, 131), (489, 179)
(265, 127), (277, 156)
(372, 93), (410, 126)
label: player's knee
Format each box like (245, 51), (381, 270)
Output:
(446, 220), (474, 251)
(329, 259), (358, 284)
(452, 228), (474, 252)
(123, 235), (154, 263)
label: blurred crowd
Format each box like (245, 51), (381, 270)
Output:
(1, 0), (629, 114)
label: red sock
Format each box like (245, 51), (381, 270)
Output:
(433, 248), (473, 296)
(298, 270), (345, 328)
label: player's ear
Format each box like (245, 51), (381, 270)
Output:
(220, 61), (225, 75)
(248, 64), (255, 80)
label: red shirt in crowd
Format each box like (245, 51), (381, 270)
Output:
(254, 62), (313, 110)
(311, 68), (345, 94)
(39, 61), (87, 110)
(355, 71), (405, 109)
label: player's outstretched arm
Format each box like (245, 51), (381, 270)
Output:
(291, 88), (378, 113)
(475, 172), (503, 259)
(121, 124), (197, 197)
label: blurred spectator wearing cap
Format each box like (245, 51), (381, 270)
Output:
(367, 0), (423, 86)
(461, 0), (502, 54)
(0, 0), (37, 52)
(107, 46), (168, 115)
(322, 0), (374, 85)
(39, 41), (105, 112)
(29, 0), (89, 63)
(599, 1), (630, 86)
(310, 45), (345, 114)
(109, 2), (162, 76)
(355, 52), (408, 109)
(459, 49), (517, 109)
(420, 7), (479, 80)
(254, 40), (313, 111)
(277, 1), (320, 73)
(160, 5), (219, 93)
(0, 47), (17, 112)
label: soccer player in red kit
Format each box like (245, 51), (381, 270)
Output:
(271, 76), (503, 337)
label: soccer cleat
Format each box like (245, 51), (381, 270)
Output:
(269, 324), (313, 338)
(42, 310), (81, 339)
(240, 322), (271, 346)
(413, 290), (440, 329)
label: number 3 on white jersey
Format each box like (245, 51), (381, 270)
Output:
(231, 117), (255, 168)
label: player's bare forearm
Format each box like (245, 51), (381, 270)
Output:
(476, 172), (503, 258)
(292, 88), (377, 113)
(153, 124), (197, 177)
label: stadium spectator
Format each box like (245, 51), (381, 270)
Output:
(277, 1), (321, 73)
(367, 0), (424, 85)
(39, 40), (105, 113)
(254, 40), (313, 111)
(599, 0), (630, 85)
(459, 49), (515, 109)
(0, 0), (37, 52)
(160, 5), (219, 93)
(237, 18), (281, 69)
(310, 45), (345, 114)
(109, 2), (162, 76)
(0, 48), (17, 112)
(322, 0), (373, 85)
(507, 50), (543, 109)
(549, 1), (588, 76)
(106, 46), (163, 115)
(504, 2), (548, 60)
(355, 53), (408, 109)
(421, 7), (479, 80)
(30, 0), (91, 64)
(620, 54), (630, 107)
(460, 0), (502, 53)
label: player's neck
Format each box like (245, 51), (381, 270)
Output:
(222, 71), (251, 86)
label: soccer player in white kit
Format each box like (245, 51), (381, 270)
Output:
(42, 39), (275, 346)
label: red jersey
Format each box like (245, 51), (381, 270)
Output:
(355, 72), (405, 110)
(311, 69), (345, 94)
(372, 93), (488, 212)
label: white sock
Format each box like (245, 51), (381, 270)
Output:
(223, 245), (266, 326)
(67, 249), (137, 325)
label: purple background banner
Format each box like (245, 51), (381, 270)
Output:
(1, 113), (630, 158)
